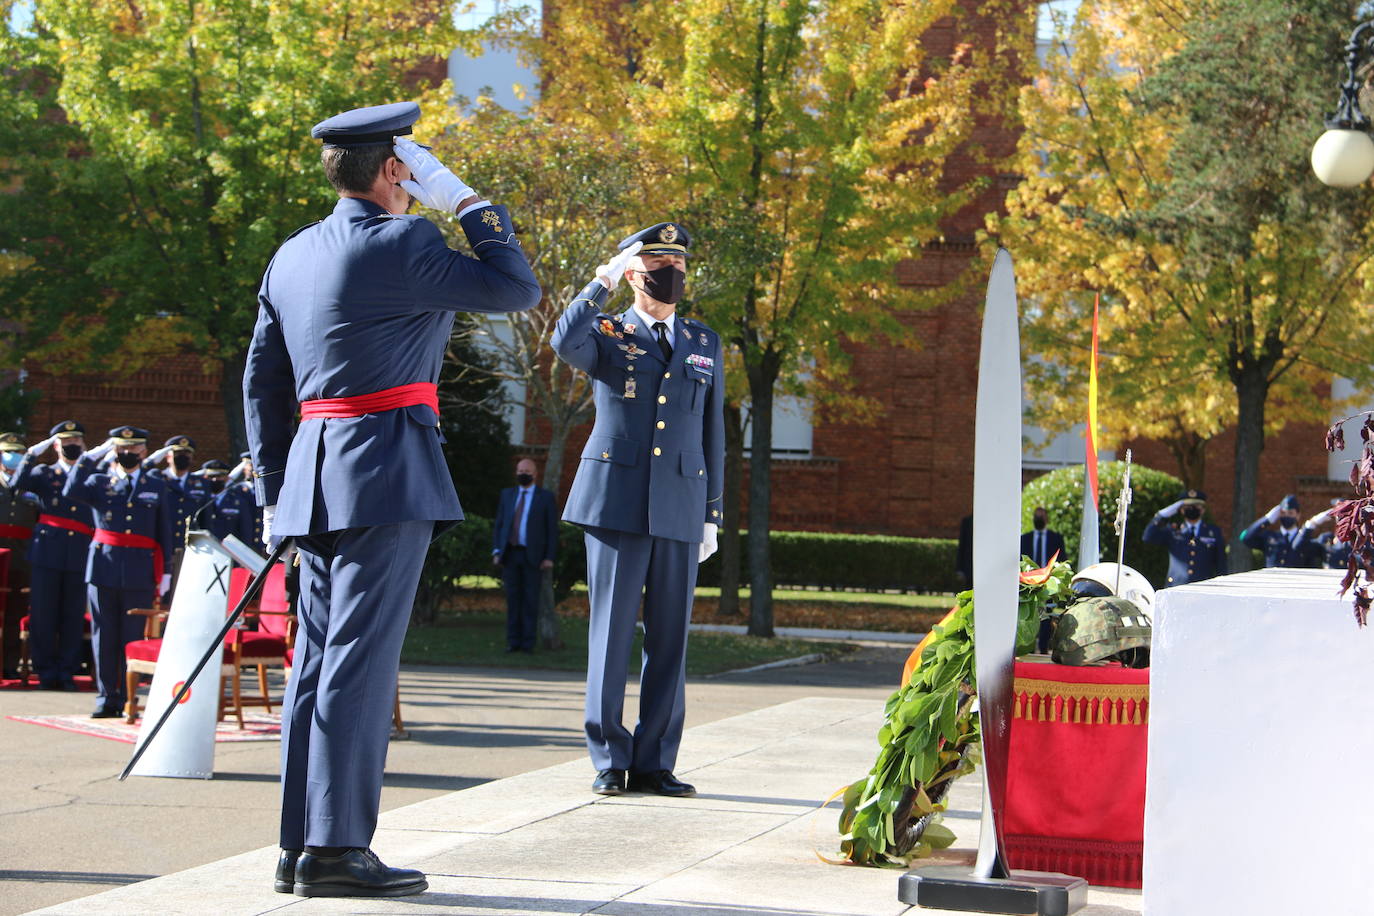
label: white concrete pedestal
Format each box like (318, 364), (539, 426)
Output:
(1145, 568), (1374, 915)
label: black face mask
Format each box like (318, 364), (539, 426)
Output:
(208, 478), (226, 493)
(1181, 506), (1202, 522)
(516, 473), (534, 487)
(173, 453), (191, 471)
(1279, 516), (1297, 529)
(60, 443), (83, 461)
(115, 452), (141, 470)
(1033, 516), (1047, 531)
(640, 265), (685, 305)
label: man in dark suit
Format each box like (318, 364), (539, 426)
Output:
(1020, 506), (1066, 568)
(492, 457), (557, 653)
(13, 421), (94, 690)
(552, 223), (725, 800)
(244, 102), (539, 898)
(1142, 488), (1227, 587)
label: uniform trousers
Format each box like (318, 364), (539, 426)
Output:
(501, 545), (540, 651)
(279, 520), (432, 850)
(87, 584), (153, 707)
(29, 566), (87, 682)
(583, 526), (698, 774)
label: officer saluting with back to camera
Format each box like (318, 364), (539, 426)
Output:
(552, 223), (725, 799)
(244, 102), (539, 899)
(1142, 488), (1227, 587)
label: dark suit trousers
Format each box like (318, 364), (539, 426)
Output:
(29, 566), (87, 681)
(583, 526), (698, 774)
(501, 546), (540, 651)
(279, 520), (432, 850)
(86, 585), (152, 706)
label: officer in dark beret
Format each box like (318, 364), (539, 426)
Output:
(552, 222), (724, 800)
(1240, 494), (1323, 568)
(0, 432), (38, 677)
(244, 101), (539, 897)
(1142, 489), (1227, 586)
(12, 421), (94, 688)
(62, 427), (176, 716)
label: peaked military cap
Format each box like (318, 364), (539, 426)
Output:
(199, 459), (230, 475)
(109, 426), (148, 446)
(165, 435), (196, 451)
(1280, 494), (1300, 511)
(239, 451), (252, 461)
(0, 432), (23, 452)
(311, 102), (420, 149)
(1178, 489), (1207, 504)
(50, 420), (84, 438)
(619, 222), (693, 257)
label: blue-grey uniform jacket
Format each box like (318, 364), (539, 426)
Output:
(244, 198), (541, 537)
(1142, 516), (1227, 587)
(1239, 520), (1321, 569)
(551, 281), (725, 543)
(12, 456), (94, 573)
(63, 460), (177, 590)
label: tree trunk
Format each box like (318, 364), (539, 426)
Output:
(219, 350), (248, 456)
(536, 417), (570, 651)
(1229, 364), (1269, 573)
(717, 403), (745, 616)
(1163, 430), (1208, 490)
(746, 359), (777, 637)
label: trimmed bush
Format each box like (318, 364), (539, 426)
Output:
(1020, 460), (1191, 589)
(698, 530), (960, 593)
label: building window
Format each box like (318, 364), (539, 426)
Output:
(743, 394), (814, 459)
(449, 2), (542, 112)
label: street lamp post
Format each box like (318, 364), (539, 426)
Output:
(1313, 21), (1374, 187)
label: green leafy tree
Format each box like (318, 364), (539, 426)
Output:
(0, 0), (466, 450)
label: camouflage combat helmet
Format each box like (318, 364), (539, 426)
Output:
(1050, 596), (1152, 668)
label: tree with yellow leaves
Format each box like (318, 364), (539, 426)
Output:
(533, 0), (1025, 633)
(993, 0), (1374, 564)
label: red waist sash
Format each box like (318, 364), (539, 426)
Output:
(299, 382), (439, 419)
(0, 524), (32, 540)
(93, 529), (164, 587)
(38, 514), (94, 537)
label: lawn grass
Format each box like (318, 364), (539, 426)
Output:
(402, 612), (857, 675)
(454, 575), (955, 609)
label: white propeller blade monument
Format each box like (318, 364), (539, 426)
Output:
(898, 250), (1087, 915)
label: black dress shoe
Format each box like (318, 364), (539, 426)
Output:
(592, 768), (626, 796)
(274, 848), (301, 893)
(90, 705), (122, 719)
(293, 847), (426, 898)
(628, 770), (696, 797)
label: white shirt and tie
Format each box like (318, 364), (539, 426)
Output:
(632, 306), (676, 360)
(506, 485), (535, 549)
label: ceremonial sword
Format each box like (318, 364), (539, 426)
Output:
(1113, 449), (1133, 595)
(119, 536), (295, 781)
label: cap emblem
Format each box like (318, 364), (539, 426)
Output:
(121, 428), (133, 438)
(659, 224), (678, 243)
(64, 422), (75, 431)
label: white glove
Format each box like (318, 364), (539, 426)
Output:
(1304, 508), (1334, 530)
(595, 241), (644, 290)
(147, 445), (173, 465)
(698, 522), (719, 564)
(1264, 503), (1283, 525)
(87, 437), (116, 460)
(227, 464), (246, 483)
(26, 436), (56, 457)
(262, 504), (276, 547)
(393, 137), (476, 213)
(1158, 499), (1185, 518)
(158, 573), (172, 598)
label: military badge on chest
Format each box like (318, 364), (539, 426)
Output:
(617, 342), (648, 360)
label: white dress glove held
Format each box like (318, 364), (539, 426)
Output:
(158, 573), (172, 598)
(596, 241), (643, 290)
(393, 137), (476, 213)
(699, 522), (719, 564)
(262, 504), (276, 548)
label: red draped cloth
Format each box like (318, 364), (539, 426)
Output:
(1003, 659), (1149, 888)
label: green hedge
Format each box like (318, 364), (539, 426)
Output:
(697, 530), (961, 594)
(1020, 460), (1192, 589)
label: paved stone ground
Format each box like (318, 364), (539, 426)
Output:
(20, 697), (1143, 916)
(1, 646), (908, 916)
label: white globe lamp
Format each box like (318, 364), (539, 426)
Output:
(1312, 128), (1374, 187)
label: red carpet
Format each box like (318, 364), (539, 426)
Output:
(1, 675), (96, 691)
(8, 712), (281, 743)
